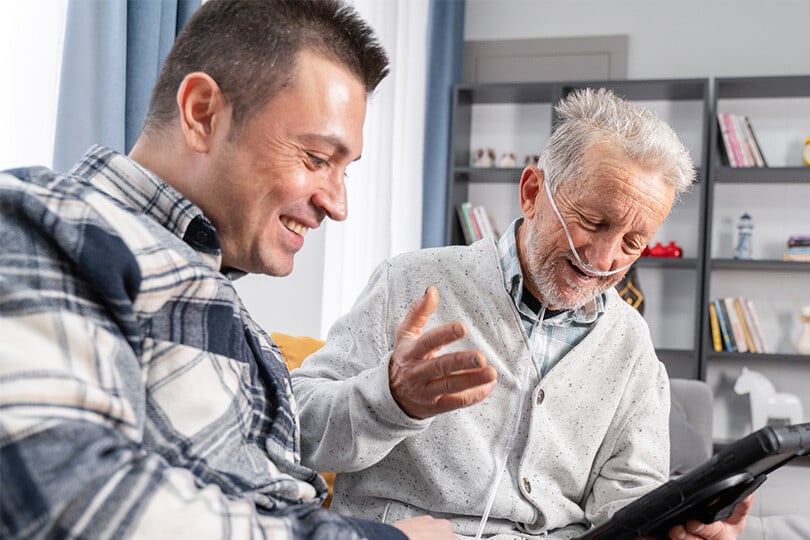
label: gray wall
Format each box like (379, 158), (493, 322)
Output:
(464, 0), (809, 79)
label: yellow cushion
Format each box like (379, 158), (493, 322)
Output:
(272, 332), (325, 370)
(270, 332), (334, 508)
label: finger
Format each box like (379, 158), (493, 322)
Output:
(407, 350), (487, 381)
(431, 379), (498, 415)
(395, 286), (440, 343)
(405, 320), (467, 360)
(422, 366), (498, 399)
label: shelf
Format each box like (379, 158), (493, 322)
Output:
(710, 259), (810, 272)
(453, 167), (523, 183)
(635, 257), (699, 270)
(713, 167), (810, 184)
(456, 82), (557, 105)
(706, 351), (810, 363)
(561, 78), (709, 101)
(715, 75), (810, 99)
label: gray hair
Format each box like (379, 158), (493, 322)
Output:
(539, 88), (695, 197)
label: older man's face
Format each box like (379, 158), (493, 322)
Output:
(519, 144), (676, 310)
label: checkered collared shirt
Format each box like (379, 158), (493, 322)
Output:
(496, 218), (605, 376)
(0, 146), (401, 539)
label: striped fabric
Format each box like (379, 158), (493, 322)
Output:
(0, 146), (402, 539)
(496, 219), (605, 376)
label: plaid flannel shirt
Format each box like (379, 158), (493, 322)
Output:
(0, 146), (402, 540)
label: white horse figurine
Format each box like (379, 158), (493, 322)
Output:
(734, 367), (803, 431)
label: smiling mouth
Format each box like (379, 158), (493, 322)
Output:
(567, 258), (594, 280)
(281, 217), (309, 237)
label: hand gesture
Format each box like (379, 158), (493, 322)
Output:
(393, 515), (459, 539)
(388, 286), (497, 419)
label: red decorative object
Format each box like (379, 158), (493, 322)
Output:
(643, 241), (683, 258)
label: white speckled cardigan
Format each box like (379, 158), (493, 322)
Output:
(292, 239), (670, 539)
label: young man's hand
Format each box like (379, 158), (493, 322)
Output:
(394, 515), (459, 538)
(388, 286), (497, 419)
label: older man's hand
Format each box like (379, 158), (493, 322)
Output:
(388, 286), (497, 419)
(637, 494), (754, 540)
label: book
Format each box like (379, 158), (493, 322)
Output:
(783, 252), (810, 262)
(741, 116), (767, 167)
(788, 235), (810, 248)
(723, 297), (748, 352)
(708, 302), (723, 352)
(472, 205), (494, 239)
(716, 113), (736, 167)
(456, 202), (476, 245)
(713, 299), (734, 352)
(731, 114), (756, 167)
(721, 113), (745, 168)
(743, 298), (769, 354)
(733, 297), (757, 353)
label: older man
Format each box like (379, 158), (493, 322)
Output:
(0, 1), (456, 538)
(292, 88), (752, 540)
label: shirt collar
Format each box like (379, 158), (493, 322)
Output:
(497, 217), (605, 325)
(70, 145), (223, 271)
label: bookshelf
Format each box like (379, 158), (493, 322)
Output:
(445, 79), (711, 379)
(701, 75), (810, 441)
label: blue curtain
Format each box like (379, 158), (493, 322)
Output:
(53, 0), (200, 172)
(420, 0), (465, 248)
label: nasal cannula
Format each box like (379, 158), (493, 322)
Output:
(544, 178), (632, 278)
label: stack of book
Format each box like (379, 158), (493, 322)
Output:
(456, 202), (499, 245)
(716, 112), (767, 168)
(708, 297), (769, 353)
(783, 235), (810, 262)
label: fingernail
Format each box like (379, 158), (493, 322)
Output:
(689, 523), (704, 533)
(472, 355), (480, 367)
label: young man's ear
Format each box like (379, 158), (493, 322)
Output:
(519, 166), (544, 219)
(176, 72), (230, 153)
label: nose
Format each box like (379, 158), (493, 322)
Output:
(580, 233), (626, 272)
(312, 168), (348, 222)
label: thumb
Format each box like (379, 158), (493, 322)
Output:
(396, 286), (439, 342)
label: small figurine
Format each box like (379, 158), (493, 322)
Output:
(645, 241), (683, 258)
(472, 148), (495, 168)
(734, 367), (803, 430)
(524, 154), (540, 167)
(734, 213), (753, 259)
(498, 152), (516, 168)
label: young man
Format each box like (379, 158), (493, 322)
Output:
(292, 89), (753, 540)
(0, 1), (455, 538)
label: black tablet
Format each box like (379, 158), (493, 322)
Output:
(577, 422), (810, 540)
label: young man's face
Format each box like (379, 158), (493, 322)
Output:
(519, 144), (676, 310)
(205, 49), (367, 276)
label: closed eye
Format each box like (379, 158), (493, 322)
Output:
(306, 153), (327, 168)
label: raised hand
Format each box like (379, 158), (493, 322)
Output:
(388, 286), (497, 419)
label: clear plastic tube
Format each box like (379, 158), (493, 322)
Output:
(474, 305), (546, 540)
(544, 179), (632, 278)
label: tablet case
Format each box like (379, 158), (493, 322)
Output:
(577, 422), (810, 540)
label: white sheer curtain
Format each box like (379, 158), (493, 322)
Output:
(319, 0), (429, 336)
(0, 1), (68, 171)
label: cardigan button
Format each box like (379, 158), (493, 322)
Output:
(536, 388), (545, 405)
(522, 477), (532, 493)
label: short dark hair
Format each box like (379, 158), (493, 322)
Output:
(143, 0), (389, 136)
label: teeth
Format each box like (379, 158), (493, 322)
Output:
(281, 217), (309, 237)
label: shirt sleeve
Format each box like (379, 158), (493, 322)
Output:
(0, 195), (405, 540)
(292, 260), (432, 473)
